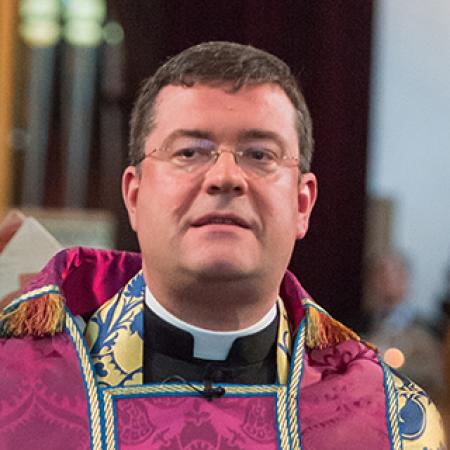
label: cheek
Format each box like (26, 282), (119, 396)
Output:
(136, 194), (170, 237)
(134, 173), (197, 234)
(258, 184), (299, 239)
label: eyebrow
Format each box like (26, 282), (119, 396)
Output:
(161, 129), (213, 148)
(161, 128), (287, 148)
(237, 129), (287, 149)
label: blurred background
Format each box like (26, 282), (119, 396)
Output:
(1, 0), (449, 419)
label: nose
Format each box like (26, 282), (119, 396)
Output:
(202, 149), (248, 196)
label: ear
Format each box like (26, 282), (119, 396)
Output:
(296, 172), (318, 239)
(122, 166), (140, 232)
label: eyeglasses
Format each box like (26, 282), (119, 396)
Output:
(134, 139), (299, 177)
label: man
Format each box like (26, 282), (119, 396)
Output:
(0, 42), (445, 449)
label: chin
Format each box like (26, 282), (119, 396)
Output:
(187, 259), (255, 282)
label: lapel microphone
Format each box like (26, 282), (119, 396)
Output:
(163, 375), (226, 401)
(201, 378), (226, 401)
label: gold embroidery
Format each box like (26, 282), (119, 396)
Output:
(277, 298), (292, 385)
(287, 321), (306, 450)
(85, 272), (144, 387)
(391, 369), (446, 449)
(85, 274), (295, 389)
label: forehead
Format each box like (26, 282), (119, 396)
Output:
(149, 83), (298, 145)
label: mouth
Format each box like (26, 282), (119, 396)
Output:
(191, 214), (251, 229)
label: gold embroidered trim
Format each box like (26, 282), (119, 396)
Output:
(382, 362), (402, 450)
(277, 298), (292, 385)
(277, 386), (290, 450)
(105, 383), (279, 397)
(288, 321), (306, 450)
(103, 389), (115, 450)
(84, 273), (144, 388)
(65, 311), (103, 450)
(3, 284), (59, 306)
(103, 384), (286, 450)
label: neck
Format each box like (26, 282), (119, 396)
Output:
(143, 271), (279, 331)
(145, 286), (277, 359)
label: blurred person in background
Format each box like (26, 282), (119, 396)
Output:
(364, 251), (445, 399)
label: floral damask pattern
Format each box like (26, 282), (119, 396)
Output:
(299, 340), (391, 450)
(117, 399), (156, 445)
(115, 396), (277, 450)
(0, 334), (91, 449)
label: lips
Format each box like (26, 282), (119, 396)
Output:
(191, 214), (251, 229)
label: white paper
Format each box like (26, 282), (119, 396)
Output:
(0, 217), (62, 299)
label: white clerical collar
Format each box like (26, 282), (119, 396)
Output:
(145, 286), (277, 361)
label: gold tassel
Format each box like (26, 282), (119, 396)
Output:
(0, 293), (65, 337)
(305, 306), (363, 350)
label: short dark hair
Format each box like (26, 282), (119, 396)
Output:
(129, 41), (314, 172)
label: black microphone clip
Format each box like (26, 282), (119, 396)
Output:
(201, 379), (226, 402)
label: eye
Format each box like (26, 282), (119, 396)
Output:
(174, 148), (200, 159)
(242, 147), (278, 162)
(170, 147), (212, 165)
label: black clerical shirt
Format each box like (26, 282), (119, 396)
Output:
(143, 304), (278, 385)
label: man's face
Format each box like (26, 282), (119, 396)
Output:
(123, 83), (316, 288)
